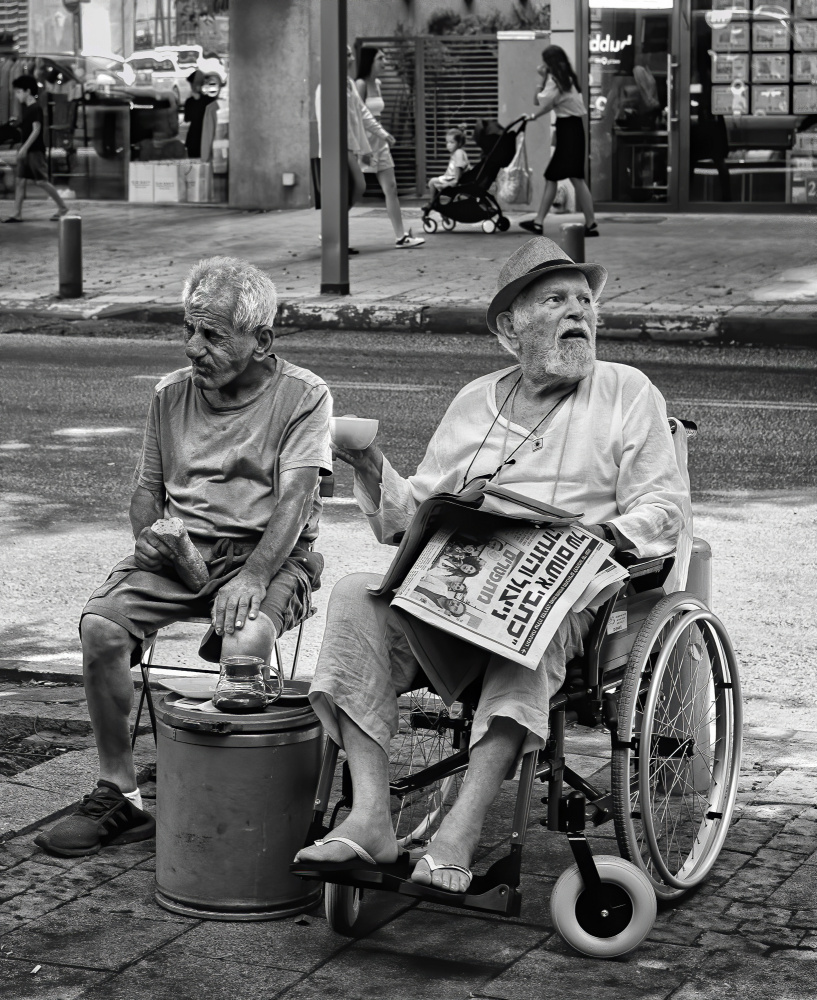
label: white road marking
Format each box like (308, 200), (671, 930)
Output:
(131, 375), (163, 380)
(53, 427), (137, 437)
(331, 381), (444, 392)
(0, 442), (30, 450)
(670, 398), (817, 412)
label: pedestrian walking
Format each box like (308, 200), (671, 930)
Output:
(2, 75), (69, 224)
(355, 46), (423, 249)
(519, 46), (598, 238)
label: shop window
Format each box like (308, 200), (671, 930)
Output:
(690, 0), (817, 204)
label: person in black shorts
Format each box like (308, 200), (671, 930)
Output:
(519, 46), (599, 238)
(2, 75), (70, 223)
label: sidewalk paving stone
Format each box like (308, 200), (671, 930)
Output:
(77, 945), (304, 1000)
(0, 957), (108, 998)
(0, 898), (189, 971)
(671, 949), (817, 999)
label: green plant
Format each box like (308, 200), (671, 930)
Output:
(426, 3), (550, 36)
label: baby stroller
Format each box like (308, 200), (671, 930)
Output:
(422, 116), (527, 234)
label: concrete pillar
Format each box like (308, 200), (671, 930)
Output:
(229, 0), (315, 209)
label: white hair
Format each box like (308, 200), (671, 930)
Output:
(182, 256), (278, 334)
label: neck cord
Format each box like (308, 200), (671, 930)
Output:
(461, 373), (576, 491)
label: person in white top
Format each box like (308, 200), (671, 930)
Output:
(520, 45), (599, 238)
(355, 46), (424, 249)
(295, 238), (690, 895)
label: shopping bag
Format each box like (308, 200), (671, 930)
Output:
(496, 133), (532, 204)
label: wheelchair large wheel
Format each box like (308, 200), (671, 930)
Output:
(550, 856), (656, 958)
(389, 689), (468, 854)
(612, 593), (742, 901)
(325, 883), (363, 936)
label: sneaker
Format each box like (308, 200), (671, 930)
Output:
(34, 780), (155, 857)
(395, 231), (425, 248)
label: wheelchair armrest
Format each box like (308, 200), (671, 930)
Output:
(618, 553), (674, 591)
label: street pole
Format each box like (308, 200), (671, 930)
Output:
(320, 0), (349, 294)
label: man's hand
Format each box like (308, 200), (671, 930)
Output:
(134, 526), (175, 573)
(384, 132), (396, 146)
(212, 570), (268, 635)
(361, 152), (372, 166)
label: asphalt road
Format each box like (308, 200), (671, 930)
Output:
(0, 330), (815, 526)
(0, 329), (815, 730)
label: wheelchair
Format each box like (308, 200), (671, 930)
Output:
(292, 539), (743, 958)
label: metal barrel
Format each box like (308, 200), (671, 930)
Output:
(58, 215), (82, 298)
(559, 222), (585, 264)
(154, 691), (323, 920)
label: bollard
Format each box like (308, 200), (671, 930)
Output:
(560, 222), (585, 264)
(58, 215), (82, 298)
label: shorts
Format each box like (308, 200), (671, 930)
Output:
(80, 540), (324, 664)
(17, 150), (48, 182)
(361, 134), (394, 174)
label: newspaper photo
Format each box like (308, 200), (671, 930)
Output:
(392, 522), (626, 668)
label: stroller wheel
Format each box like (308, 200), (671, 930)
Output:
(441, 216), (455, 231)
(482, 219), (497, 234)
(422, 217), (438, 234)
(497, 216), (510, 232)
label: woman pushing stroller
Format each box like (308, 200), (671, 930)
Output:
(519, 45), (599, 238)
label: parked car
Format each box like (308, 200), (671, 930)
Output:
(126, 50), (192, 105)
(126, 45), (227, 103)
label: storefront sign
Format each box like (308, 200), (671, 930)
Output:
(589, 32), (633, 54)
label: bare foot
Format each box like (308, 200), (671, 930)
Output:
(294, 814), (398, 865)
(411, 834), (475, 893)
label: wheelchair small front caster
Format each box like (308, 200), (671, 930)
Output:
(324, 883), (363, 937)
(550, 856), (656, 958)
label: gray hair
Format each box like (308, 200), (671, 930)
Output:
(182, 256), (278, 334)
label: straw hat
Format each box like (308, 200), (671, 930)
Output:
(486, 237), (607, 333)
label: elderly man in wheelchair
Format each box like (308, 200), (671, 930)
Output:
(293, 238), (742, 956)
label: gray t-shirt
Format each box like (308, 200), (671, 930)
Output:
(137, 357), (333, 548)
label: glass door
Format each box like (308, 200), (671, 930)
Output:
(585, 1), (681, 207)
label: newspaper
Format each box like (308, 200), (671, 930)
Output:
(391, 521), (626, 668)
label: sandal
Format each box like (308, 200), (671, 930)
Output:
(519, 219), (543, 235)
(1, 216), (22, 223)
(584, 222), (600, 237)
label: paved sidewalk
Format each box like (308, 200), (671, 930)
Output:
(1, 198), (815, 343)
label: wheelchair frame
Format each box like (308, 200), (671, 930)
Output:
(292, 550), (743, 955)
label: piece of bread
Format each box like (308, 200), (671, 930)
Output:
(151, 517), (209, 591)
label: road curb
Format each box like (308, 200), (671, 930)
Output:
(1, 300), (815, 346)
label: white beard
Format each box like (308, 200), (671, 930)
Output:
(545, 338), (596, 379)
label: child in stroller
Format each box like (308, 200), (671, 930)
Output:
(422, 117), (527, 234)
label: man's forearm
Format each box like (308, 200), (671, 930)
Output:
(242, 494), (312, 586)
(353, 449), (385, 510)
(129, 485), (165, 540)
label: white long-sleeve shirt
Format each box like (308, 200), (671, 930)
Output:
(354, 360), (693, 589)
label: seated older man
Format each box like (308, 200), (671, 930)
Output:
(36, 257), (332, 858)
(296, 237), (691, 893)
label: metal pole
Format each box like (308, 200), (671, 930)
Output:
(58, 215), (82, 298)
(560, 222), (585, 264)
(320, 0), (349, 295)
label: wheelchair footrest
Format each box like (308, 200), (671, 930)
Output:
(290, 851), (522, 917)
